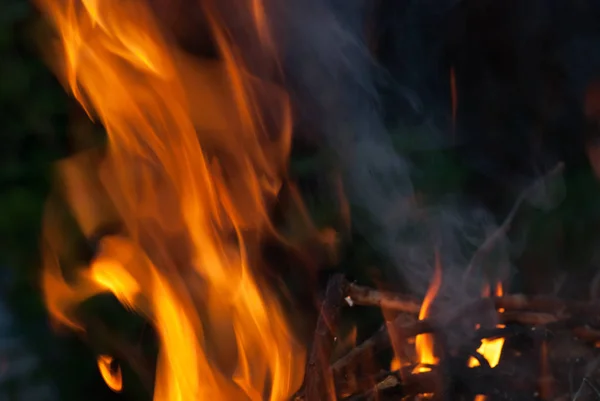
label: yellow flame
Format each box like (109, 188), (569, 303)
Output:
(469, 282), (506, 368)
(413, 251), (442, 373)
(97, 355), (123, 392)
(37, 0), (305, 400)
(467, 338), (505, 368)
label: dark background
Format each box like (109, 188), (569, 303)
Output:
(3, 0), (600, 399)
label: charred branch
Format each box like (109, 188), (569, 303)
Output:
(344, 282), (421, 314)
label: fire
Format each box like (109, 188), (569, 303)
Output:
(413, 251), (443, 373)
(468, 282), (505, 368)
(390, 356), (401, 371)
(467, 337), (505, 368)
(495, 282), (503, 297)
(37, 0), (305, 400)
(97, 355), (122, 393)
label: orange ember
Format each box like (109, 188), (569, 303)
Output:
(413, 251), (442, 373)
(37, 0), (305, 400)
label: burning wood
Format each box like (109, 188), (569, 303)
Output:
(294, 274), (600, 400)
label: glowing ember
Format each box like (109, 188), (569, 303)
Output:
(37, 0), (305, 400)
(97, 355), (123, 393)
(412, 251), (442, 374)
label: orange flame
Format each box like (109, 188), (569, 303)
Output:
(468, 282), (505, 369)
(97, 355), (123, 392)
(37, 0), (305, 400)
(413, 251), (443, 373)
(495, 282), (503, 297)
(390, 356), (401, 372)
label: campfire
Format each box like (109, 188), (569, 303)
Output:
(31, 0), (600, 400)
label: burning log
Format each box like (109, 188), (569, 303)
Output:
(344, 282), (421, 314)
(317, 278), (600, 400)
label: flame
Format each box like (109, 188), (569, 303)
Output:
(468, 282), (505, 368)
(37, 0), (306, 400)
(97, 355), (123, 392)
(413, 251), (442, 373)
(467, 337), (505, 368)
(390, 356), (401, 371)
(495, 282), (505, 312)
(495, 282), (503, 297)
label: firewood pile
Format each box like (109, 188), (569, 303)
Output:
(294, 275), (600, 401)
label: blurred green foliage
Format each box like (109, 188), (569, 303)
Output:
(0, 0), (67, 268)
(0, 0), (84, 399)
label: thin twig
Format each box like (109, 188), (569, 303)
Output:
(303, 274), (347, 401)
(331, 314), (431, 396)
(573, 377), (600, 401)
(345, 282), (421, 314)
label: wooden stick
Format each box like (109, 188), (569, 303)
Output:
(331, 314), (431, 396)
(303, 274), (347, 401)
(342, 373), (401, 401)
(346, 280), (600, 326)
(345, 282), (421, 314)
